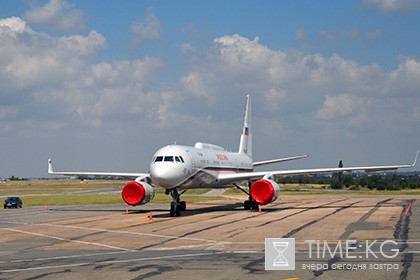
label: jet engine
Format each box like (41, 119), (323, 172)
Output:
(121, 180), (155, 206)
(250, 179), (280, 205)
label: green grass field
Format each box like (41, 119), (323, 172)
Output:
(0, 180), (218, 206)
(1, 180), (419, 207)
(223, 184), (420, 196)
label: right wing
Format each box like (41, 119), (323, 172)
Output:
(218, 152), (418, 185)
(48, 159), (148, 180)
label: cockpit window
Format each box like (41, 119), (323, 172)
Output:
(155, 156), (163, 162)
(164, 156), (174, 162)
(155, 155), (184, 163)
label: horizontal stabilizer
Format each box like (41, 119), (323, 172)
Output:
(253, 154), (309, 167)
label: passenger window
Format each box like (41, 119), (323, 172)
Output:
(155, 156), (163, 162)
(164, 156), (174, 162)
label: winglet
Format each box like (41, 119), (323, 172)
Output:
(48, 159), (54, 174)
(413, 151), (419, 167)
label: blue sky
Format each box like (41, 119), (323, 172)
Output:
(0, 0), (419, 177)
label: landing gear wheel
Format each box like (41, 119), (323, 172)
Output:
(169, 190), (183, 217)
(244, 200), (252, 210)
(244, 200), (259, 210)
(170, 203), (175, 217)
(170, 202), (181, 217)
(180, 201), (187, 211)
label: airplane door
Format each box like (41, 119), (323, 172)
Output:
(186, 150), (196, 173)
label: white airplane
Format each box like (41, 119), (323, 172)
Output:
(48, 95), (418, 216)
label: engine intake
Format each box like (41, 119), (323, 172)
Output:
(250, 179), (280, 205)
(121, 181), (154, 206)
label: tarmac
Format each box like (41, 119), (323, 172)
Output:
(0, 195), (419, 279)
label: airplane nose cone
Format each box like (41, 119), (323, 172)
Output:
(150, 164), (184, 188)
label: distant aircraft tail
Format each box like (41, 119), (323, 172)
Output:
(48, 159), (54, 174)
(238, 95), (252, 157)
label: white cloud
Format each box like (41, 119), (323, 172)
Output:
(366, 0), (420, 13)
(0, 17), (32, 33)
(179, 34), (419, 138)
(24, 0), (85, 32)
(389, 57), (420, 95)
(0, 17), (163, 133)
(315, 93), (371, 122)
(1, 25), (419, 176)
(0, 17), (106, 93)
(131, 8), (161, 41)
(181, 72), (209, 97)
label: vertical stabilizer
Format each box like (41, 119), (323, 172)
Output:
(238, 95), (252, 157)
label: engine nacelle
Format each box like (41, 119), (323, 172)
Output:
(121, 181), (155, 206)
(250, 179), (280, 205)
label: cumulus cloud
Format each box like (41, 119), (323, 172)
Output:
(131, 8), (161, 42)
(1, 23), (419, 175)
(24, 0), (85, 32)
(315, 93), (371, 124)
(366, 0), (420, 13)
(0, 16), (32, 33)
(0, 16), (163, 134)
(0, 17), (106, 93)
(389, 57), (420, 95)
(177, 33), (419, 139)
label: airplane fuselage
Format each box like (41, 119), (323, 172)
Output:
(150, 142), (253, 190)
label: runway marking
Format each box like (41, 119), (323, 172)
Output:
(231, 251), (259, 254)
(405, 202), (413, 215)
(0, 251), (222, 273)
(0, 251), (132, 264)
(152, 244), (214, 250)
(1, 228), (133, 251)
(0, 220), (230, 245)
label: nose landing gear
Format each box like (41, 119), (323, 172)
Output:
(169, 189), (187, 217)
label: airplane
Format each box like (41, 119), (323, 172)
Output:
(48, 95), (418, 216)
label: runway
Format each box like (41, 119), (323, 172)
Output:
(0, 195), (419, 279)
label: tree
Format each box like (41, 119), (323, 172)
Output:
(342, 176), (354, 188)
(330, 180), (343, 189)
(338, 160), (343, 183)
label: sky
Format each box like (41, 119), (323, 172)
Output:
(0, 0), (419, 178)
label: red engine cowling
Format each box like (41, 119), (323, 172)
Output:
(250, 179), (280, 205)
(121, 181), (155, 206)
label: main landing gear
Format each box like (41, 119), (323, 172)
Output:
(243, 198), (259, 210)
(234, 181), (259, 210)
(169, 189), (186, 217)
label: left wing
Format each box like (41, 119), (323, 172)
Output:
(48, 159), (148, 180)
(218, 152), (418, 185)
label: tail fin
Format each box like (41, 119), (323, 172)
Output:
(238, 95), (252, 157)
(48, 159), (54, 174)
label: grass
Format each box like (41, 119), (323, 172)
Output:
(279, 189), (420, 195)
(0, 180), (121, 195)
(1, 180), (418, 207)
(223, 184), (420, 196)
(0, 180), (219, 206)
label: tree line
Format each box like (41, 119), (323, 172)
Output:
(278, 172), (420, 190)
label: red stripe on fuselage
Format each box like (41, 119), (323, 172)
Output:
(175, 166), (253, 189)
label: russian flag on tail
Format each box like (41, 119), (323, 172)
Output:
(244, 127), (249, 136)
